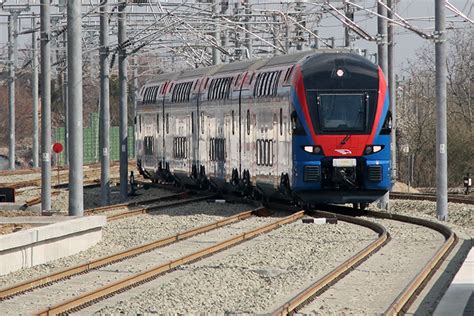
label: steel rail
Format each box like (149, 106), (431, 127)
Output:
(271, 211), (389, 316)
(34, 210), (304, 315)
(104, 194), (216, 221)
(0, 207), (260, 301)
(0, 161), (123, 177)
(366, 210), (458, 315)
(83, 191), (190, 215)
(390, 192), (474, 204)
(272, 209), (457, 315)
(0, 168), (40, 176)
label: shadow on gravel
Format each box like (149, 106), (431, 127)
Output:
(83, 185), (170, 210)
(144, 196), (260, 218)
(414, 238), (473, 316)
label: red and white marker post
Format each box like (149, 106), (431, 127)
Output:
(52, 143), (64, 185)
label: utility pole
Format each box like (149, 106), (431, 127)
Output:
(233, 2), (241, 58)
(377, 0), (389, 210)
(118, 2), (129, 202)
(295, 0), (305, 51)
(58, 0), (68, 165)
(243, 0), (251, 57)
(221, 0), (229, 62)
(435, 0), (448, 220)
(8, 12), (18, 170)
(68, 0), (84, 215)
(100, 0), (110, 206)
(330, 36), (335, 49)
(344, 2), (354, 48)
(377, 0), (388, 73)
(40, 0), (52, 212)
(388, 0), (397, 181)
(32, 14), (39, 168)
(132, 55), (138, 122)
(313, 30), (319, 49)
(211, 0), (220, 65)
(272, 14), (279, 56)
(63, 32), (69, 165)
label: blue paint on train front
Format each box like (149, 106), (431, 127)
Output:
(364, 91), (391, 191)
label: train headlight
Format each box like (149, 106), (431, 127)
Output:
(364, 145), (384, 155)
(303, 145), (323, 154)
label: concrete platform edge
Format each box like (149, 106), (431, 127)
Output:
(0, 216), (107, 276)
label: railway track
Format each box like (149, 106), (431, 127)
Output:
(0, 208), (262, 304)
(34, 209), (297, 316)
(87, 191), (216, 221)
(390, 192), (474, 204)
(0, 161), (123, 177)
(0, 178), (462, 314)
(272, 208), (457, 315)
(0, 161), (129, 190)
(0, 205), (275, 314)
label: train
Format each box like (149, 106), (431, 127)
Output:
(135, 49), (392, 209)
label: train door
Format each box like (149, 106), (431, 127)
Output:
(227, 75), (240, 182)
(198, 77), (210, 179)
(240, 71), (256, 183)
(156, 82), (168, 168)
(191, 79), (202, 175)
(154, 111), (160, 172)
(163, 82), (174, 171)
(143, 114), (156, 170)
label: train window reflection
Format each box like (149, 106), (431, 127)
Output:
(318, 94), (367, 132)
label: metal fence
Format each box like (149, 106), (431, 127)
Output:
(53, 113), (135, 165)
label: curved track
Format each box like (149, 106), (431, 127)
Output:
(272, 208), (457, 315)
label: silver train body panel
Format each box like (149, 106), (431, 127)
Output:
(136, 51), (326, 194)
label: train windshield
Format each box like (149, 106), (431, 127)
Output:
(317, 94), (367, 133)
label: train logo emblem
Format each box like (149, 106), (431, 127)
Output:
(335, 149), (352, 155)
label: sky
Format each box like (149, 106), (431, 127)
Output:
(0, 0), (472, 75)
(316, 0), (473, 73)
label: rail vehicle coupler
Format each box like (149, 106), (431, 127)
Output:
(464, 173), (471, 195)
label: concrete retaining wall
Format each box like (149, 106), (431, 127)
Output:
(0, 216), (106, 276)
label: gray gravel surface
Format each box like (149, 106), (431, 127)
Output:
(85, 218), (377, 314)
(299, 217), (445, 315)
(385, 199), (474, 236)
(0, 211), (266, 315)
(0, 173), (41, 184)
(1, 185), (173, 213)
(0, 201), (251, 291)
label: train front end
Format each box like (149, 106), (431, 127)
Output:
(290, 52), (391, 204)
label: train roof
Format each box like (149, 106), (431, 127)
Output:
(143, 49), (357, 87)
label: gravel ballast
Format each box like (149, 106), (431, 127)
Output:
(385, 199), (474, 236)
(87, 218), (377, 314)
(299, 218), (445, 314)
(0, 213), (271, 315)
(0, 201), (252, 290)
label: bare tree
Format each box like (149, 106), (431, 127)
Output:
(398, 29), (474, 188)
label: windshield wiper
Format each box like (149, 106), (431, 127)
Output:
(340, 134), (351, 145)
